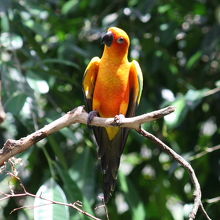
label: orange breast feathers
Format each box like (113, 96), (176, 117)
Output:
(92, 61), (131, 118)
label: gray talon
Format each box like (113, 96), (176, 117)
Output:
(87, 110), (99, 125)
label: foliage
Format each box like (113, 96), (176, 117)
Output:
(0, 0), (220, 219)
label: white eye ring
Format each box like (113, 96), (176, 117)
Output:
(117, 37), (124, 44)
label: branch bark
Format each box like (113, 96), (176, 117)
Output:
(189, 144), (220, 161)
(0, 173), (101, 220)
(137, 129), (211, 220)
(0, 105), (175, 165)
(0, 105), (212, 220)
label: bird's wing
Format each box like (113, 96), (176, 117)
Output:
(82, 56), (100, 111)
(126, 60), (143, 118)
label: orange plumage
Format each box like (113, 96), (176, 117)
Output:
(83, 27), (143, 202)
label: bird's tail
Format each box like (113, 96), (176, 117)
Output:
(101, 147), (120, 203)
(92, 126), (129, 203)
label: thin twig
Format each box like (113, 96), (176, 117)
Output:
(10, 202), (53, 214)
(199, 203), (212, 220)
(2, 190), (101, 220)
(205, 196), (220, 204)
(0, 169), (102, 220)
(102, 198), (109, 220)
(204, 87), (220, 97)
(189, 145), (220, 161)
(0, 178), (101, 220)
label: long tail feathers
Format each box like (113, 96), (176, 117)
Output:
(93, 126), (129, 203)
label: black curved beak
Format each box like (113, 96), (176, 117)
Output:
(101, 31), (113, 47)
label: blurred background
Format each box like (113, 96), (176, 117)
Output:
(0, 0), (220, 219)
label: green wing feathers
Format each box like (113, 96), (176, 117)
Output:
(130, 60), (143, 106)
(126, 60), (143, 118)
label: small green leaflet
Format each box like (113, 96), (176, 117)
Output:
(34, 178), (70, 220)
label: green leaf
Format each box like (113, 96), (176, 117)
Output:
(4, 92), (27, 115)
(61, 0), (79, 14)
(48, 136), (68, 169)
(60, 127), (81, 144)
(26, 71), (49, 94)
(55, 164), (83, 202)
(215, 80), (220, 88)
(194, 3), (207, 15)
(1, 11), (10, 32)
(165, 89), (208, 128)
(186, 51), (202, 69)
(185, 89), (208, 109)
(69, 147), (96, 202)
(119, 172), (146, 220)
(55, 164), (92, 220)
(169, 64), (178, 74)
(43, 58), (80, 69)
(123, 152), (143, 165)
(158, 4), (171, 14)
(164, 97), (187, 128)
(34, 179), (70, 220)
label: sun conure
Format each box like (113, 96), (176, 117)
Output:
(83, 27), (143, 203)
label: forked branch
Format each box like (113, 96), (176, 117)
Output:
(0, 105), (212, 220)
(0, 105), (175, 165)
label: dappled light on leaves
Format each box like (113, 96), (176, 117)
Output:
(0, 0), (219, 219)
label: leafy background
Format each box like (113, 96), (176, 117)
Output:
(0, 0), (220, 219)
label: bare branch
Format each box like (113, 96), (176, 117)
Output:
(199, 203), (212, 220)
(0, 105), (175, 165)
(189, 144), (220, 161)
(136, 128), (212, 220)
(10, 202), (53, 214)
(204, 87), (220, 97)
(205, 196), (220, 204)
(3, 190), (101, 220)
(0, 173), (101, 220)
(0, 105), (213, 220)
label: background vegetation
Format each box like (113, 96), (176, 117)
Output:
(0, 0), (220, 219)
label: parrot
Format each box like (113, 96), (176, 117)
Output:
(82, 27), (143, 203)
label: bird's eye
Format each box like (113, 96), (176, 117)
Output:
(117, 37), (124, 44)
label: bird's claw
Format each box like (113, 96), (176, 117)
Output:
(87, 110), (99, 126)
(112, 114), (125, 126)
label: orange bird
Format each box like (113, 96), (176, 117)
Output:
(83, 27), (143, 203)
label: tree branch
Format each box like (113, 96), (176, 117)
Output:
(137, 128), (211, 220)
(0, 105), (175, 165)
(205, 196), (220, 204)
(0, 105), (212, 220)
(189, 144), (220, 161)
(0, 172), (101, 220)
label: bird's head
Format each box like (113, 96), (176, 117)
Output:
(101, 27), (130, 57)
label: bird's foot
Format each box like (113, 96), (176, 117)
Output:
(112, 114), (125, 126)
(87, 110), (99, 126)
